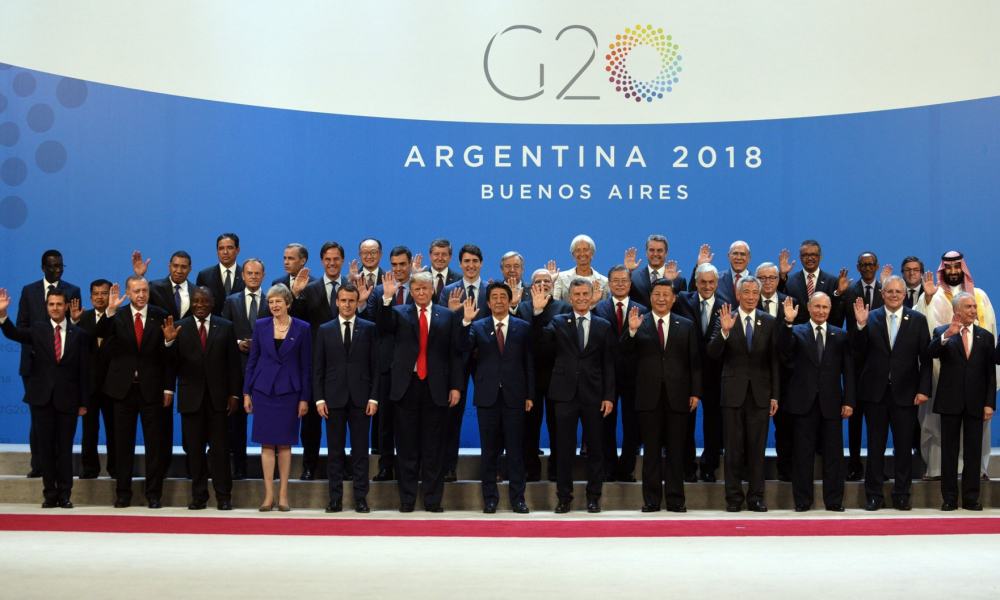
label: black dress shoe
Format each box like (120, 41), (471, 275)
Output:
(373, 468), (395, 482)
(114, 497), (131, 508)
(963, 502), (984, 511)
(700, 470), (717, 483)
(586, 499), (601, 513)
(641, 504), (661, 513)
(846, 464), (864, 482)
(79, 471), (99, 480)
(217, 501), (233, 511)
(300, 469), (315, 481)
(547, 472), (557, 482)
(865, 497), (884, 511)
(41, 500), (58, 509)
(483, 501), (498, 514)
(355, 499), (370, 513)
(894, 498), (912, 511)
(725, 503), (742, 513)
(512, 501), (529, 514)
(747, 500), (768, 512)
(794, 504), (810, 512)
(554, 501), (572, 514)
(27, 469), (42, 478)
(147, 499), (163, 509)
(326, 500), (343, 513)
(188, 501), (207, 510)
(826, 504), (845, 512)
(58, 499), (74, 509)
(399, 503), (415, 513)
(777, 473), (793, 483)
(425, 504), (444, 513)
(443, 470), (457, 483)
(665, 504), (687, 513)
(940, 501), (958, 511)
(526, 473), (541, 483)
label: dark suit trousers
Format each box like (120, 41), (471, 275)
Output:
(639, 387), (688, 508)
(29, 403), (78, 502)
(114, 384), (166, 501)
(227, 408), (248, 475)
(81, 392), (116, 476)
(443, 376), (470, 473)
(23, 377), (42, 472)
(864, 388), (917, 500)
(326, 403), (371, 501)
(848, 401), (866, 465)
(375, 371), (395, 471)
(773, 406), (794, 479)
(159, 403), (177, 477)
(395, 375), (448, 507)
(792, 402), (845, 508)
(299, 400), (323, 472)
(524, 379), (558, 480)
(181, 393), (232, 503)
(722, 392), (769, 505)
(478, 391), (526, 504)
(555, 401), (604, 502)
(940, 413), (984, 504)
(699, 386), (723, 472)
(603, 388), (640, 479)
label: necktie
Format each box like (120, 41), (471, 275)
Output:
(248, 293), (258, 331)
(735, 272), (742, 287)
(616, 302), (624, 334)
(467, 285), (476, 306)
(53, 324), (62, 363)
(343, 320), (352, 355)
(174, 284), (182, 315)
(46, 284), (55, 298)
(744, 315), (753, 351)
(701, 300), (710, 334)
(198, 319), (207, 351)
(496, 322), (505, 354)
(436, 273), (445, 297)
(96, 313), (104, 347)
(577, 316), (587, 351)
(650, 269), (659, 283)
(815, 325), (824, 361)
(889, 313), (898, 349)
(806, 273), (815, 299)
(224, 269), (232, 295)
(366, 273), (375, 289)
(864, 285), (873, 308)
(962, 326), (971, 358)
(657, 318), (666, 349)
(907, 289), (915, 306)
(417, 308), (429, 379)
(395, 284), (405, 306)
(134, 312), (144, 347)
(763, 299), (772, 315)
(328, 282), (338, 316)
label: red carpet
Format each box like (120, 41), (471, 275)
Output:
(2, 514), (1000, 537)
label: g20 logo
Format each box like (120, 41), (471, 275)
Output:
(483, 23), (682, 103)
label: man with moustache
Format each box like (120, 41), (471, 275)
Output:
(196, 233), (244, 315)
(778, 240), (849, 325)
(624, 234), (687, 307)
(755, 262), (796, 482)
(72, 279), (117, 479)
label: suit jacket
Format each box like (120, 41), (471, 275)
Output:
(220, 289), (270, 372)
(148, 277), (194, 320)
(516, 296), (572, 391)
(706, 309), (781, 409)
(778, 322), (855, 418)
(354, 268), (385, 292)
(903, 286), (924, 309)
(292, 276), (348, 331)
(619, 312), (702, 413)
(756, 292), (792, 326)
(171, 315), (242, 413)
(16, 279), (81, 376)
(532, 311), (615, 406)
(243, 317), (312, 399)
(313, 317), (379, 408)
(841, 278), (884, 330)
(196, 264), (245, 315)
(438, 279), (491, 321)
(95, 304), (175, 405)
(376, 301), (465, 405)
(629, 268), (686, 308)
(780, 269), (842, 325)
(75, 309), (112, 399)
(929, 324), (996, 415)
(270, 273), (319, 291)
(0, 318), (89, 413)
(463, 316), (535, 408)
(851, 307), (932, 406)
(430, 269), (462, 304)
(364, 283), (416, 373)
(674, 291), (725, 400)
(593, 297), (648, 394)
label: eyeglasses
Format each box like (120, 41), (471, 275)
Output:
(757, 276), (779, 281)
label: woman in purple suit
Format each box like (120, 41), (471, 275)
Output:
(243, 284), (311, 511)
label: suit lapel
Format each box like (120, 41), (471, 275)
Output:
(874, 310), (891, 351)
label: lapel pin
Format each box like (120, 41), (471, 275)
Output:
(756, 320), (761, 326)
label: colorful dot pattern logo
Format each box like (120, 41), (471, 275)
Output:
(605, 24), (682, 103)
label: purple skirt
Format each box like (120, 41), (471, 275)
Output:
(250, 390), (301, 446)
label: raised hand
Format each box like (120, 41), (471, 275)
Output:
(718, 303), (736, 333)
(944, 313), (962, 338)
(107, 283), (126, 314)
(411, 253), (424, 273)
(531, 282), (550, 311)
(853, 297), (868, 326)
(357, 278), (373, 304)
(627, 306), (643, 332)
(131, 250), (150, 277)
(783, 296), (799, 323)
(508, 278), (524, 306)
(447, 287), (464, 311)
(546, 259), (558, 277)
(161, 315), (181, 342)
(623, 247), (641, 271)
(663, 259), (679, 281)
(381, 272), (398, 301)
(291, 267), (310, 296)
(0, 288), (9, 317)
(778, 248), (795, 275)
(836, 268), (851, 295)
(879, 264), (893, 284)
(696, 244), (714, 266)
(922, 271), (938, 298)
(591, 279), (605, 303)
(462, 296), (478, 322)
(347, 259), (361, 285)
(69, 297), (83, 322)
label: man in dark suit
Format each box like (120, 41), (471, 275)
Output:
(593, 265), (647, 481)
(625, 235), (688, 307)
(778, 293), (855, 511)
(851, 276), (931, 510)
(272, 242), (317, 290)
(314, 283), (380, 513)
(499, 251), (529, 309)
(195, 233), (244, 315)
(439, 244), (490, 482)
(356, 238), (386, 290)
(16, 249), (81, 477)
(463, 282), (534, 513)
(688, 241), (751, 307)
(900, 256), (926, 309)
(620, 280), (701, 512)
(428, 238), (461, 302)
(707, 276), (780, 512)
(0, 288), (89, 507)
(163, 287), (241, 510)
(221, 258), (269, 479)
(929, 293), (995, 511)
(778, 240), (849, 325)
(518, 268), (572, 482)
(530, 278), (615, 513)
(376, 271), (465, 512)
(72, 279), (116, 479)
(755, 262), (796, 481)
(96, 277), (176, 508)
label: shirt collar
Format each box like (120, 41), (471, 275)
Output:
(885, 306), (904, 319)
(219, 263), (235, 276)
(245, 287), (260, 297)
(44, 278), (60, 288)
(130, 304), (147, 318)
(809, 319), (825, 331)
(651, 310), (671, 321)
(738, 307), (756, 321)
(338, 314), (353, 326)
(574, 311), (591, 320)
(196, 314), (211, 325)
(493, 315), (509, 329)
(463, 277), (481, 289)
(324, 274), (340, 287)
(50, 318), (66, 329)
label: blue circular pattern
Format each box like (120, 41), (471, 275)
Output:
(0, 196), (28, 229)
(27, 103), (55, 133)
(0, 122), (19, 147)
(57, 78), (88, 108)
(0, 93), (7, 113)
(12, 72), (36, 97)
(36, 140), (67, 173)
(1, 157), (28, 186)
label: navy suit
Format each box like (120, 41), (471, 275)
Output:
(628, 268), (686, 308)
(196, 265), (244, 316)
(841, 279), (885, 471)
(464, 315), (535, 506)
(778, 321), (855, 508)
(76, 309), (116, 478)
(220, 289), (269, 476)
(929, 324), (996, 506)
(376, 300), (465, 508)
(313, 317), (379, 502)
(757, 292), (796, 480)
(430, 269), (462, 304)
(780, 269), (844, 325)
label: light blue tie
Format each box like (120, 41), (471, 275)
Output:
(701, 300), (710, 334)
(889, 313), (898, 349)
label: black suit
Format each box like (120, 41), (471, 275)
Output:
(629, 267), (686, 308)
(852, 307), (931, 502)
(532, 309), (615, 503)
(430, 269), (461, 304)
(313, 317), (379, 502)
(778, 321), (855, 508)
(593, 297), (647, 480)
(0, 318), (89, 503)
(376, 300), (465, 508)
(903, 286), (924, 309)
(220, 289), (269, 476)
(758, 292), (796, 480)
(196, 264), (244, 316)
(517, 296), (572, 480)
(76, 309), (116, 477)
(780, 269), (844, 325)
(96, 305), (175, 503)
(620, 312), (701, 508)
(929, 324), (996, 506)
(146, 277), (192, 470)
(841, 279), (885, 471)
(271, 273), (318, 289)
(707, 309), (780, 507)
(171, 315), (241, 504)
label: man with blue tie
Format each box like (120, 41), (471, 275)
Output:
(462, 282), (534, 513)
(851, 276), (931, 510)
(530, 278), (615, 513)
